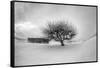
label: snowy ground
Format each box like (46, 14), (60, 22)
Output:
(15, 36), (96, 66)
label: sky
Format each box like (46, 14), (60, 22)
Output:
(15, 2), (97, 40)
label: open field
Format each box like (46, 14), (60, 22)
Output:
(15, 36), (96, 66)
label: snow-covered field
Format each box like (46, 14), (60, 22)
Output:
(15, 36), (96, 66)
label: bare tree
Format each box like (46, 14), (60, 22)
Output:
(43, 21), (77, 46)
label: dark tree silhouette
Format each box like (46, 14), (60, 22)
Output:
(43, 21), (77, 46)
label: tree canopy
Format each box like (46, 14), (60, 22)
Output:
(43, 21), (77, 46)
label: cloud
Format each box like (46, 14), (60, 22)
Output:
(15, 22), (38, 30)
(15, 21), (44, 39)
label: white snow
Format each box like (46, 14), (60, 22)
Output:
(15, 36), (96, 66)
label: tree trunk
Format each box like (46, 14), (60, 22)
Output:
(60, 40), (64, 46)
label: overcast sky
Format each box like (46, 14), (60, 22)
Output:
(15, 2), (97, 39)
